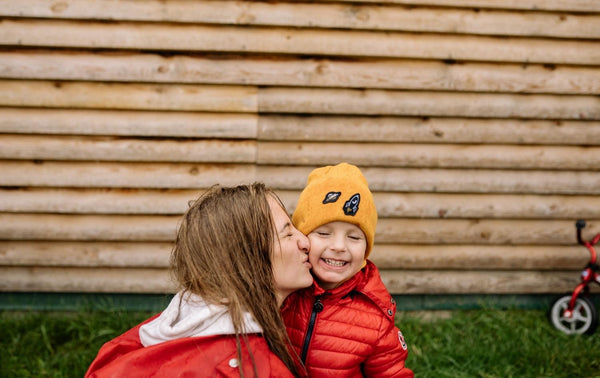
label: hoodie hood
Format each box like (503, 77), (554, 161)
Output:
(139, 291), (263, 347)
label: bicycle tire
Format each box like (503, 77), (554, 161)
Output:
(548, 294), (598, 335)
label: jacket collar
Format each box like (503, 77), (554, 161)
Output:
(139, 291), (262, 347)
(307, 260), (396, 318)
(311, 263), (366, 299)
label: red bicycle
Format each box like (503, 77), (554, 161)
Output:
(549, 220), (600, 335)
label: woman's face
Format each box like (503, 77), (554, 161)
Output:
(268, 196), (313, 306)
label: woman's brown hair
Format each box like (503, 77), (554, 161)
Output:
(170, 183), (302, 377)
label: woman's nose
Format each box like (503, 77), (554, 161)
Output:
(298, 232), (310, 252)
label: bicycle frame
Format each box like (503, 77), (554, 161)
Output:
(563, 220), (600, 319)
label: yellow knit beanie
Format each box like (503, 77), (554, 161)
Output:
(292, 163), (378, 259)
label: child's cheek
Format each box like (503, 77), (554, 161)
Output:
(307, 235), (321, 260)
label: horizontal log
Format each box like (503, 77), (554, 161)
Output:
(2, 20), (599, 65)
(0, 266), (594, 294)
(0, 135), (256, 163)
(2, 51), (598, 95)
(4, 189), (599, 220)
(0, 267), (174, 293)
(0, 214), (179, 241)
(0, 188), (202, 215)
(284, 192), (600, 220)
(258, 142), (600, 170)
(337, 0), (600, 12)
(258, 88), (600, 119)
(1, 214), (598, 244)
(0, 80), (257, 112)
(0, 108), (257, 138)
(4, 134), (599, 169)
(379, 270), (598, 294)
(3, 0), (599, 38)
(0, 161), (256, 189)
(1, 241), (591, 270)
(371, 245), (591, 270)
(0, 241), (171, 268)
(4, 80), (599, 119)
(260, 166), (600, 194)
(258, 116), (600, 145)
(2, 162), (599, 194)
(374, 219), (600, 245)
(0, 110), (489, 144)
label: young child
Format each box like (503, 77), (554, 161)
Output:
(282, 162), (413, 377)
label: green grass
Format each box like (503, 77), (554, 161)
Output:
(398, 309), (600, 378)
(0, 310), (153, 378)
(1, 309), (599, 377)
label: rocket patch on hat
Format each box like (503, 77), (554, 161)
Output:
(343, 193), (360, 216)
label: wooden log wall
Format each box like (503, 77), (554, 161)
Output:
(1, 0), (599, 297)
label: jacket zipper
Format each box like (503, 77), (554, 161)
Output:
(300, 296), (323, 364)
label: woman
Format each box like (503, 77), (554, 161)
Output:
(86, 183), (313, 377)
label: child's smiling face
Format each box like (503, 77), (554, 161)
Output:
(307, 221), (367, 290)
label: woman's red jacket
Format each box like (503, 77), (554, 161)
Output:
(85, 315), (294, 377)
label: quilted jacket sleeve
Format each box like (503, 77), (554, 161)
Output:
(361, 315), (414, 378)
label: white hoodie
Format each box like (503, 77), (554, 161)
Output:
(139, 291), (263, 347)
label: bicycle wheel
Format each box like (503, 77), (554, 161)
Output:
(549, 294), (598, 335)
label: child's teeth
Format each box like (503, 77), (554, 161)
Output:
(324, 259), (345, 267)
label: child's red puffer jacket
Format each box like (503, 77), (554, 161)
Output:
(282, 260), (414, 377)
